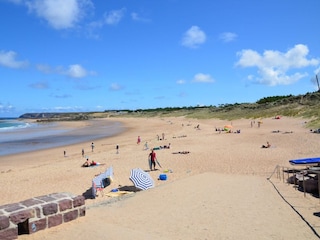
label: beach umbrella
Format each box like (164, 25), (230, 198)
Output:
(224, 125), (233, 131)
(129, 168), (154, 190)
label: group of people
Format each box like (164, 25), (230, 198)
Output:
(153, 143), (171, 150)
(81, 143), (96, 167)
(79, 138), (163, 171)
(82, 158), (97, 167)
(156, 133), (166, 141)
(172, 151), (190, 154)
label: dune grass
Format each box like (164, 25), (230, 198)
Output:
(21, 92), (320, 129)
(105, 92), (320, 128)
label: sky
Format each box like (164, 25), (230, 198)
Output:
(0, 0), (319, 117)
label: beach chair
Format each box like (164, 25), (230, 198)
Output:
(91, 166), (114, 198)
(92, 181), (104, 198)
(92, 173), (105, 198)
(104, 166), (113, 181)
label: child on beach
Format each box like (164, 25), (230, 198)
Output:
(91, 142), (95, 152)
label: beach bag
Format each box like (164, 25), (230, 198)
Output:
(159, 174), (167, 181)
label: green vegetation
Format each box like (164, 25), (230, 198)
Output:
(107, 92), (320, 128)
(256, 95), (293, 104)
(19, 91), (320, 128)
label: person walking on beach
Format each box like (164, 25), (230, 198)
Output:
(91, 142), (95, 152)
(82, 148), (84, 157)
(116, 144), (119, 154)
(144, 142), (149, 150)
(64, 150), (66, 157)
(149, 149), (157, 171)
(137, 136), (141, 145)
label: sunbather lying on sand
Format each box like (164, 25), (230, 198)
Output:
(82, 159), (97, 167)
(172, 151), (190, 154)
(153, 144), (171, 150)
(172, 135), (187, 138)
(261, 141), (271, 148)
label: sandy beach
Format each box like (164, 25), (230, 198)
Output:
(1, 116), (320, 239)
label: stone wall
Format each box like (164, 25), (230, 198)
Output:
(0, 192), (86, 240)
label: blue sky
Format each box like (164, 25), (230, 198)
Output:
(0, 0), (319, 117)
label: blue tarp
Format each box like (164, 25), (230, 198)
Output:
(289, 157), (320, 165)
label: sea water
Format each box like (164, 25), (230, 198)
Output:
(0, 118), (31, 130)
(0, 118), (124, 156)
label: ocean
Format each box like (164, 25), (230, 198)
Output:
(0, 118), (32, 130)
(0, 118), (124, 156)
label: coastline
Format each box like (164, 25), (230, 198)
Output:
(0, 118), (125, 156)
(2, 116), (320, 239)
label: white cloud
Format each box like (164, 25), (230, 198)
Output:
(236, 44), (320, 86)
(131, 12), (150, 22)
(66, 64), (87, 78)
(25, 0), (93, 29)
(95, 105), (104, 109)
(192, 73), (214, 83)
(52, 106), (79, 111)
(109, 83), (123, 91)
(52, 94), (72, 99)
(219, 32), (237, 42)
(0, 50), (28, 68)
(176, 79), (186, 84)
(36, 64), (53, 74)
(85, 8), (125, 38)
(181, 26), (206, 48)
(0, 102), (14, 113)
(36, 63), (93, 78)
(104, 9), (125, 25)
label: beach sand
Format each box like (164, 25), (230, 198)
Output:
(1, 116), (320, 239)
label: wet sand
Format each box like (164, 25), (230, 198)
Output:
(0, 119), (124, 156)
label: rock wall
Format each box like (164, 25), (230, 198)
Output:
(0, 193), (85, 240)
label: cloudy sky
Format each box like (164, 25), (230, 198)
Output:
(0, 0), (319, 117)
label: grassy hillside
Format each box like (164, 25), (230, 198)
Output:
(106, 92), (320, 128)
(20, 91), (320, 128)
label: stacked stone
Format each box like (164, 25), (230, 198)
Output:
(0, 192), (86, 240)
